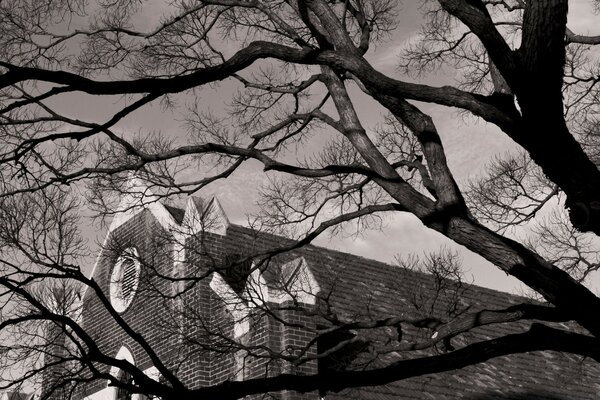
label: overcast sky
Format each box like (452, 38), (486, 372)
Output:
(70, 0), (600, 295)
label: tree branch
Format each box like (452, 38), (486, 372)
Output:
(190, 323), (600, 399)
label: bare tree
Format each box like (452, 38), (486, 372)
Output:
(2, 0), (600, 399)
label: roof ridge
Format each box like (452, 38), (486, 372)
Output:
(226, 223), (534, 303)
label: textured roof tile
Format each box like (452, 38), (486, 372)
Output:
(219, 224), (600, 399)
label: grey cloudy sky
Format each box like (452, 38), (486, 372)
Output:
(68, 0), (600, 294)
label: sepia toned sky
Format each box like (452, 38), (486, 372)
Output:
(70, 1), (600, 295)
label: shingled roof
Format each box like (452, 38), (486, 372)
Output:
(215, 223), (600, 400)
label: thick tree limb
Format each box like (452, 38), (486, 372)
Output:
(190, 323), (600, 399)
(0, 45), (519, 133)
(371, 93), (466, 210)
(436, 0), (600, 234)
(317, 303), (569, 353)
(566, 28), (600, 45)
(437, 0), (517, 85)
(320, 65), (600, 340)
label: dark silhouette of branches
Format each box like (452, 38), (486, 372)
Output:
(2, 0), (600, 399)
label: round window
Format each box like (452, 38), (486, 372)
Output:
(109, 248), (141, 313)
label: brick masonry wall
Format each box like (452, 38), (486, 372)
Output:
(180, 226), (321, 399)
(274, 302), (319, 400)
(174, 233), (214, 389)
(177, 224), (321, 399)
(208, 291), (235, 386)
(41, 322), (71, 400)
(66, 209), (321, 400)
(74, 210), (181, 398)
